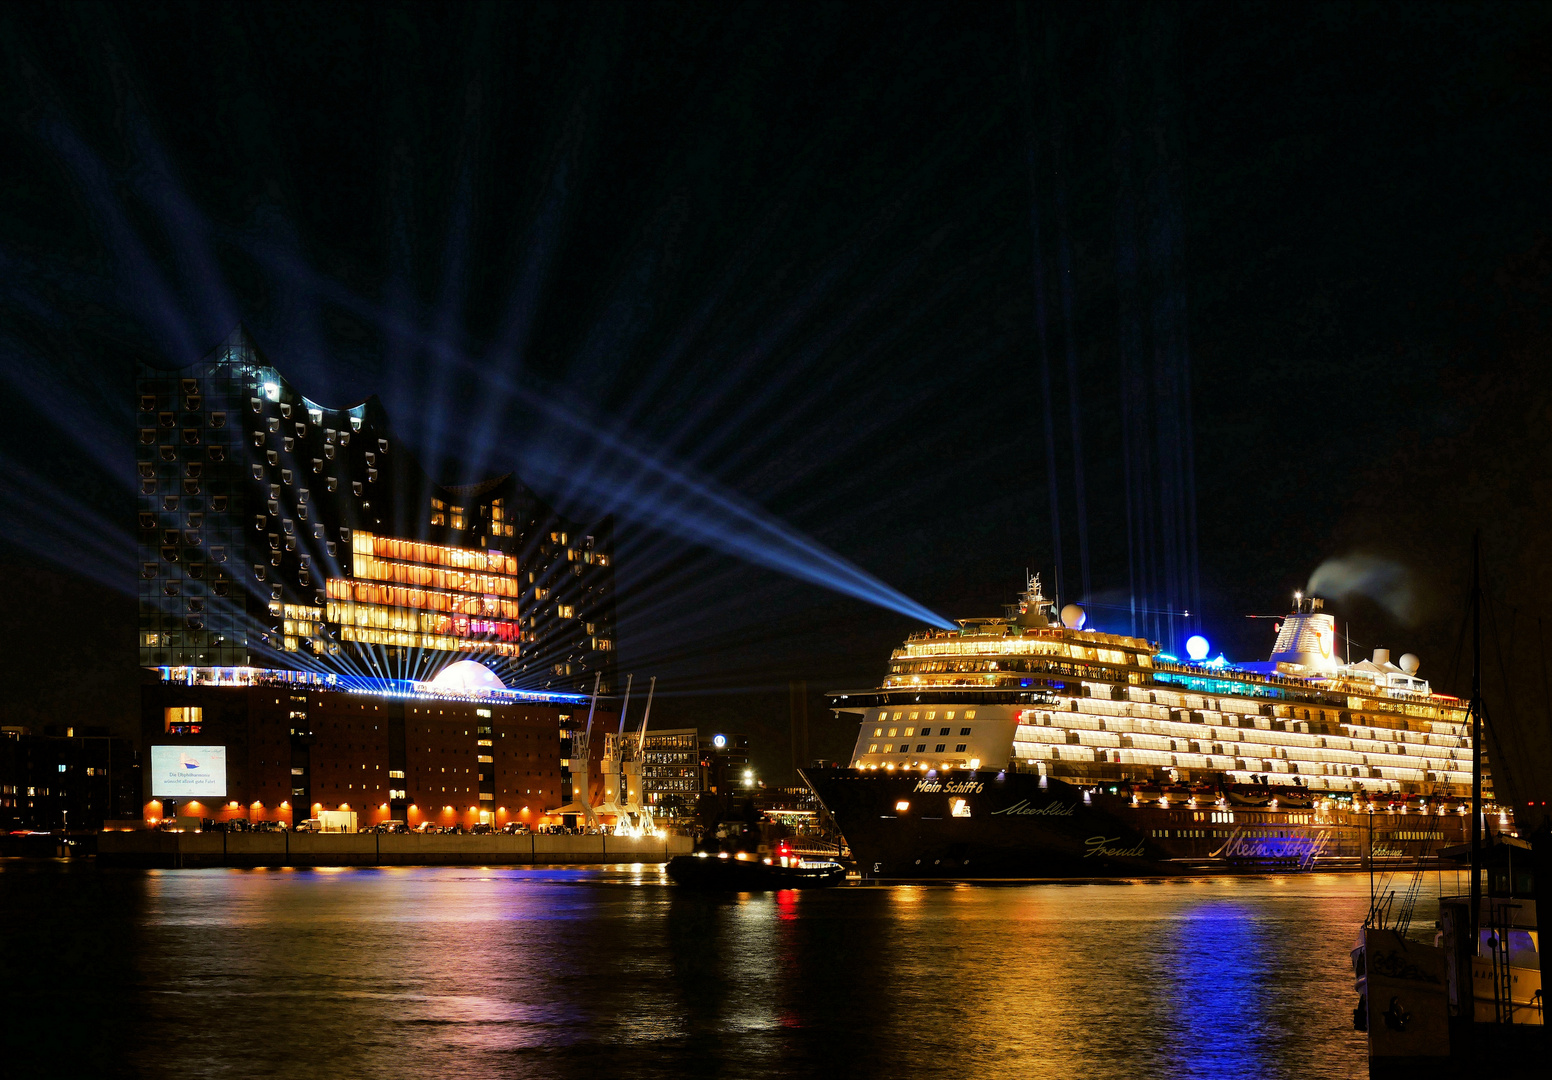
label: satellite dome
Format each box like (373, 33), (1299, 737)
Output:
(429, 660), (506, 692)
(1060, 604), (1086, 629)
(1398, 653), (1420, 675)
(1186, 635), (1211, 661)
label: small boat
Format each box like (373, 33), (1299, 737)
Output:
(667, 842), (848, 889)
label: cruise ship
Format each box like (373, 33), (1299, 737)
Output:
(801, 575), (1490, 879)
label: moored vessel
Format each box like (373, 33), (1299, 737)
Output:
(803, 574), (1499, 880)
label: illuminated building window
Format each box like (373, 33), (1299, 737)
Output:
(872, 728), (882, 737)
(964, 710), (976, 719)
(868, 744), (878, 753)
(557, 605), (575, 619)
(903, 728), (914, 737)
(887, 728), (897, 737)
(165, 706), (202, 734)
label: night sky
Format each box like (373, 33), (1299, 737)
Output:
(2, 3), (1549, 788)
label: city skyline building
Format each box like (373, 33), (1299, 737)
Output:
(136, 328), (619, 826)
(136, 327), (616, 693)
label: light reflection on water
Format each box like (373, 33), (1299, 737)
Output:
(0, 866), (1392, 1079)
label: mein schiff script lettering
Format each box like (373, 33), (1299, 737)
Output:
(914, 779), (984, 794)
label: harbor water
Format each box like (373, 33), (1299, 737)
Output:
(1, 866), (1438, 1079)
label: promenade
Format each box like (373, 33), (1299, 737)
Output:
(97, 830), (693, 868)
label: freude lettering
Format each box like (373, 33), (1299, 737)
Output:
(1083, 836), (1148, 859)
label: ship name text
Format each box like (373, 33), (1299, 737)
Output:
(914, 779), (984, 795)
(1083, 836), (1148, 859)
(990, 799), (1077, 817)
(1208, 827), (1334, 869)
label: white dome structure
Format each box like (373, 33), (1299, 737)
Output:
(428, 660), (506, 693)
(1060, 604), (1086, 630)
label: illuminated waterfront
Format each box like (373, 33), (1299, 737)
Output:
(0, 866), (1411, 1079)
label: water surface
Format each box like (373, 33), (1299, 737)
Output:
(2, 865), (1419, 1078)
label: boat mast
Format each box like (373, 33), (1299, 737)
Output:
(1470, 532), (1483, 954)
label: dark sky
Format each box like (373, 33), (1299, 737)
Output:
(2, 2), (1550, 782)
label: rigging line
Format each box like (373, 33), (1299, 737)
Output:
(1016, 0), (1065, 604)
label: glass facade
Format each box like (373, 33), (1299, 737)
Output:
(137, 328), (616, 693)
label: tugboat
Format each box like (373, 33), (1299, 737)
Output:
(667, 839), (847, 889)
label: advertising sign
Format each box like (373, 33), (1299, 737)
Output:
(150, 745), (228, 798)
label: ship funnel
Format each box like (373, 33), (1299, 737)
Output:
(1268, 601), (1338, 672)
(1372, 648), (1390, 666)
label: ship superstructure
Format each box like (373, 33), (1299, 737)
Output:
(803, 575), (1489, 880)
(841, 576), (1473, 800)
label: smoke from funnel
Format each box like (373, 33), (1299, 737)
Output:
(1307, 555), (1418, 625)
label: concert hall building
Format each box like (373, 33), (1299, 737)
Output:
(136, 328), (617, 829)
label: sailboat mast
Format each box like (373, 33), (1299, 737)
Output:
(1469, 532), (1483, 953)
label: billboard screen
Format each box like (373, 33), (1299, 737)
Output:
(150, 745), (228, 798)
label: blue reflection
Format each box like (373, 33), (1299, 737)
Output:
(1160, 902), (1266, 1074)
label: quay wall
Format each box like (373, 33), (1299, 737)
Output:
(96, 831), (692, 868)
